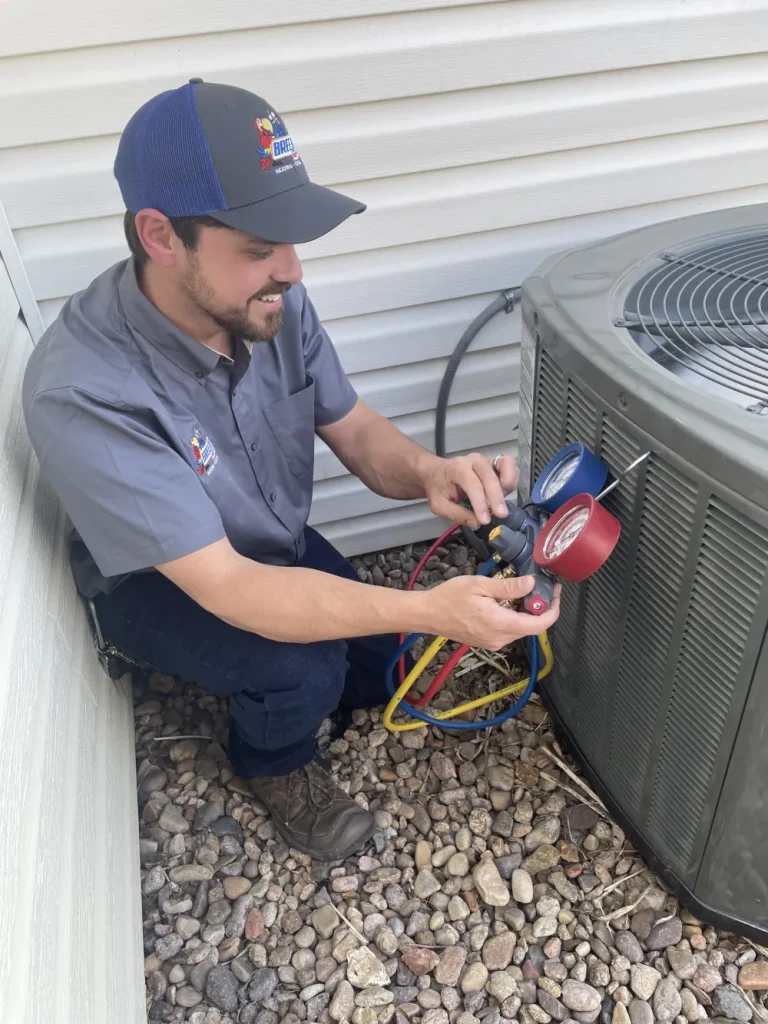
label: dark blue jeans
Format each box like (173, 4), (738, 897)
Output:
(94, 528), (408, 777)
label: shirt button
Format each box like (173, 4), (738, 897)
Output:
(269, 492), (277, 502)
(195, 371), (204, 379)
(250, 442), (257, 451)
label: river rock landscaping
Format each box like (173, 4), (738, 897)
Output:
(135, 535), (768, 1024)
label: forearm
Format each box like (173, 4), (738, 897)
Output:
(200, 556), (432, 643)
(322, 402), (444, 500)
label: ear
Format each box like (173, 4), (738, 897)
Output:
(134, 209), (181, 268)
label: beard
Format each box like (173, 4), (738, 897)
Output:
(180, 255), (287, 342)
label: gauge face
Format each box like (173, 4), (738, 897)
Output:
(543, 505), (590, 559)
(540, 453), (580, 499)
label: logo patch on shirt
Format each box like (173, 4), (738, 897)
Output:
(254, 113), (299, 171)
(191, 427), (218, 476)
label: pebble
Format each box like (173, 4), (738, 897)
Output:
(347, 947), (391, 988)
(435, 946), (467, 986)
(562, 981), (602, 1013)
(472, 858), (509, 906)
(693, 965), (723, 993)
(159, 803), (189, 834)
(206, 967), (239, 1013)
(631, 964), (662, 1001)
(646, 918), (683, 950)
(615, 930), (643, 965)
(512, 868), (534, 904)
(461, 963), (489, 993)
(653, 976), (682, 1021)
(739, 962), (768, 990)
(711, 984), (753, 1021)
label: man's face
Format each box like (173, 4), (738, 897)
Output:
(177, 224), (303, 342)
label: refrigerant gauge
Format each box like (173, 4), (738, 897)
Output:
(531, 442), (610, 513)
(534, 494), (621, 583)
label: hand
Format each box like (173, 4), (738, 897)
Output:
(419, 573), (561, 649)
(421, 452), (519, 530)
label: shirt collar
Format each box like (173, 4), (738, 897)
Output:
(118, 258), (225, 381)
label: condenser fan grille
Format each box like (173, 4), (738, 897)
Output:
(620, 232), (768, 410)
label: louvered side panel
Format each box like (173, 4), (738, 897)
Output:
(545, 377), (597, 716)
(647, 499), (768, 876)
(604, 458), (697, 818)
(532, 350), (565, 481)
(568, 417), (640, 766)
(517, 320), (537, 503)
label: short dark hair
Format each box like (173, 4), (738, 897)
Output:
(123, 210), (233, 266)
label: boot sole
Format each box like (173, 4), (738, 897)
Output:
(267, 811), (376, 863)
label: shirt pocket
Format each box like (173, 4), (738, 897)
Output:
(263, 374), (316, 479)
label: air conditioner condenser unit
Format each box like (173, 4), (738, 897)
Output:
(517, 203), (768, 943)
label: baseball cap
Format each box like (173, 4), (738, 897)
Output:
(114, 79), (366, 245)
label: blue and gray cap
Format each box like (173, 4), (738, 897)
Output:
(114, 78), (366, 245)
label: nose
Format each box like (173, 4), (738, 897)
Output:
(272, 244), (303, 286)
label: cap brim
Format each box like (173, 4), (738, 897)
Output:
(208, 181), (366, 245)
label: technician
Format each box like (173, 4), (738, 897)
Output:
(22, 80), (560, 862)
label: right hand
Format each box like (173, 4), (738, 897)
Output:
(420, 573), (561, 649)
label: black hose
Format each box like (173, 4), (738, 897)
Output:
(434, 287), (520, 557)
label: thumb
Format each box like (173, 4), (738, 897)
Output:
(480, 574), (535, 600)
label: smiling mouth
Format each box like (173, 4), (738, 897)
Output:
(254, 293), (283, 307)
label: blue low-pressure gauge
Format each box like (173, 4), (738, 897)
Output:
(531, 442), (610, 513)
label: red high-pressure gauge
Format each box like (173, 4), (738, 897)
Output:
(533, 494), (621, 582)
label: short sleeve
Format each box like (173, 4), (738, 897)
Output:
(299, 289), (358, 427)
(24, 386), (227, 579)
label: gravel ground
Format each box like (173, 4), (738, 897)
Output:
(135, 535), (768, 1024)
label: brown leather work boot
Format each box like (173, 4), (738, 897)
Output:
(250, 761), (375, 861)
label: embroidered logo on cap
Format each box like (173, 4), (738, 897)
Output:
(254, 113), (298, 172)
(191, 427), (218, 476)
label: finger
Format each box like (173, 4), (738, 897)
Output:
(493, 455), (520, 494)
(441, 462), (493, 527)
(469, 453), (508, 517)
(481, 574), (535, 599)
(429, 494), (484, 531)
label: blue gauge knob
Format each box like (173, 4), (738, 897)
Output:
(531, 442), (609, 513)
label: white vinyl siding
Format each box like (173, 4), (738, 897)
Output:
(4, 2), (768, 551)
(0, 255), (144, 1023)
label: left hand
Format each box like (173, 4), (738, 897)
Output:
(421, 452), (519, 530)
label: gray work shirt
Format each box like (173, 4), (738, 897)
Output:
(22, 258), (358, 598)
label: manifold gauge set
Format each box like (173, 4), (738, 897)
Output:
(484, 442), (648, 607)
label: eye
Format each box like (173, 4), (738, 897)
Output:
(246, 249), (273, 261)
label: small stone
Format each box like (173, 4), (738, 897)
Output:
(488, 766), (516, 791)
(739, 962), (768, 991)
(483, 932), (516, 970)
(206, 966), (239, 1013)
(402, 948), (439, 976)
(488, 971), (518, 1002)
(631, 910), (655, 942)
(562, 981), (602, 1013)
(653, 976), (682, 1022)
(539, 990), (568, 1022)
(680, 988), (700, 1022)
(138, 767), (168, 803)
(630, 965), (661, 1001)
(472, 858), (510, 906)
(356, 987), (394, 1008)
(245, 908), (264, 942)
(168, 864), (214, 884)
(177, 987), (203, 1009)
(693, 966), (722, 993)
(523, 846), (560, 875)
(667, 948), (696, 980)
(223, 877), (251, 900)
(155, 934), (183, 962)
(435, 945), (467, 986)
(524, 817), (561, 852)
(414, 869), (442, 899)
(248, 968), (279, 1003)
(347, 947), (390, 989)
(646, 918), (683, 951)
(330, 979), (356, 1022)
(711, 985), (753, 1021)
(615, 931), (643, 965)
(159, 804), (190, 834)
(415, 842), (432, 869)
(628, 1000), (654, 1024)
(512, 868), (534, 904)
(461, 963), (489, 994)
(142, 866), (166, 896)
(612, 1003), (631, 1024)
(176, 915), (201, 941)
(532, 916), (558, 939)
(446, 853), (470, 877)
(310, 905), (338, 939)
(564, 805), (600, 831)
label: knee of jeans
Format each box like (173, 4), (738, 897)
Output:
(230, 639), (346, 751)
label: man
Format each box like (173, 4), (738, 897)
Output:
(22, 80), (559, 862)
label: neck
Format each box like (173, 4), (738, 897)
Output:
(137, 260), (233, 359)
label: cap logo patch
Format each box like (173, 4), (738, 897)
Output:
(254, 113), (298, 172)
(191, 427), (218, 476)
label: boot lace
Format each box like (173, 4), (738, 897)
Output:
(286, 762), (335, 818)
